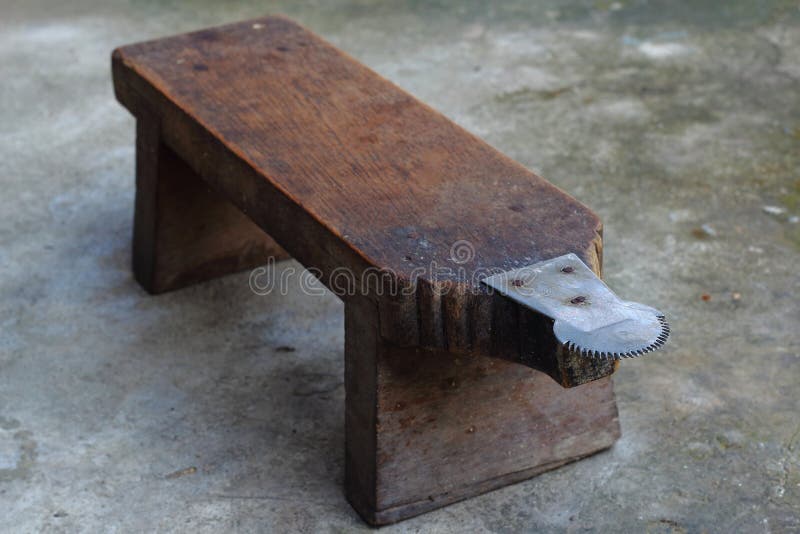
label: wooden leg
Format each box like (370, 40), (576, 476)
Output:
(345, 296), (621, 526)
(133, 116), (288, 294)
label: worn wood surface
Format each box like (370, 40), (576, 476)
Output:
(112, 15), (614, 386)
(133, 109), (287, 294)
(346, 296), (619, 525)
(112, 15), (622, 525)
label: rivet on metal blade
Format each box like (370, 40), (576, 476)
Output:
(480, 253), (669, 360)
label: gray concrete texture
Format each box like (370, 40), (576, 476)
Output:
(1, 0), (799, 532)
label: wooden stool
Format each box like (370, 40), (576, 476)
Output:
(112, 16), (619, 525)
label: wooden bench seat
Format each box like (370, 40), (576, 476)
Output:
(112, 15), (619, 525)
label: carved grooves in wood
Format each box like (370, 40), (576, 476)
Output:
(375, 232), (614, 387)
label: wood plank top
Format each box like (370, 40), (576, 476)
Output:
(113, 16), (611, 384)
(113, 16), (601, 281)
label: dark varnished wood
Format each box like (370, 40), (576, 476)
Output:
(112, 16), (620, 525)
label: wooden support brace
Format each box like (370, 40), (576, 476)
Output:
(133, 113), (287, 294)
(345, 296), (618, 524)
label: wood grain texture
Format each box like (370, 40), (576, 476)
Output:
(346, 296), (619, 525)
(133, 109), (287, 294)
(112, 15), (613, 386)
(113, 16), (623, 526)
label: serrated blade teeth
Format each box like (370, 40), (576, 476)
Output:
(481, 253), (670, 362)
(562, 315), (670, 360)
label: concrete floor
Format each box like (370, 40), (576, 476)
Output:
(2, 1), (799, 532)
